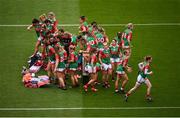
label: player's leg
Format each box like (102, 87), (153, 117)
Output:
(90, 73), (98, 92)
(120, 73), (129, 93)
(32, 40), (41, 57)
(74, 71), (79, 86)
(70, 71), (76, 87)
(145, 79), (152, 101)
(125, 75), (142, 101)
(106, 66), (112, 87)
(47, 62), (53, 83)
(124, 82), (141, 101)
(111, 58), (115, 81)
(115, 74), (121, 93)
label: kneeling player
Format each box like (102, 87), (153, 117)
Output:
(125, 56), (153, 102)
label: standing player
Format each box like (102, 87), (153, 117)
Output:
(45, 40), (56, 83)
(115, 51), (131, 93)
(99, 43), (112, 88)
(27, 18), (44, 57)
(57, 28), (72, 55)
(86, 32), (97, 52)
(68, 45), (79, 87)
(79, 16), (89, 36)
(109, 39), (121, 81)
(84, 49), (99, 92)
(121, 23), (134, 56)
(47, 12), (58, 32)
(125, 56), (153, 102)
(54, 46), (67, 90)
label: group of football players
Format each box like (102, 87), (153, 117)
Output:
(27, 12), (153, 102)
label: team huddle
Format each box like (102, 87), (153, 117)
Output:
(24, 12), (153, 102)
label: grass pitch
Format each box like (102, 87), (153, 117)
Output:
(0, 0), (180, 117)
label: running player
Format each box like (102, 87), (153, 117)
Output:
(115, 50), (132, 93)
(125, 56), (153, 102)
(54, 46), (67, 90)
(99, 43), (112, 88)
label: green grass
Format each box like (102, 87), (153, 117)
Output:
(0, 0), (180, 117)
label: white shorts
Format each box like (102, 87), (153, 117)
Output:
(85, 65), (97, 73)
(37, 36), (43, 41)
(137, 74), (149, 84)
(101, 63), (112, 71)
(69, 68), (77, 71)
(110, 58), (120, 63)
(98, 48), (104, 51)
(56, 68), (65, 72)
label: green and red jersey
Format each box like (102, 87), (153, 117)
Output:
(56, 50), (67, 68)
(109, 43), (120, 58)
(121, 28), (132, 47)
(68, 51), (78, 68)
(79, 21), (88, 33)
(99, 48), (111, 64)
(46, 45), (56, 62)
(86, 36), (97, 51)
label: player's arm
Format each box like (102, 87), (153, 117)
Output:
(138, 62), (144, 71)
(144, 67), (153, 75)
(127, 32), (132, 42)
(54, 54), (59, 72)
(104, 35), (109, 43)
(99, 51), (103, 64)
(27, 24), (33, 30)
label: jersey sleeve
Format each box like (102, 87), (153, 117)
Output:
(127, 32), (132, 41)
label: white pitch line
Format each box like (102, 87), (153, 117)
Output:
(0, 23), (179, 27)
(0, 107), (180, 111)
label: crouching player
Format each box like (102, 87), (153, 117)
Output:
(84, 49), (99, 92)
(99, 43), (112, 88)
(115, 51), (131, 93)
(54, 46), (67, 90)
(125, 56), (153, 102)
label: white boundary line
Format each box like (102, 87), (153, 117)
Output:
(0, 107), (180, 111)
(0, 23), (179, 27)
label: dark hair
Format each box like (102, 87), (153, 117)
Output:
(58, 28), (64, 33)
(123, 50), (128, 55)
(32, 18), (39, 24)
(80, 16), (86, 21)
(77, 35), (82, 39)
(117, 32), (122, 37)
(145, 56), (152, 61)
(91, 21), (97, 26)
(44, 19), (52, 24)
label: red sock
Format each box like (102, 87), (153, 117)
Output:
(126, 93), (130, 96)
